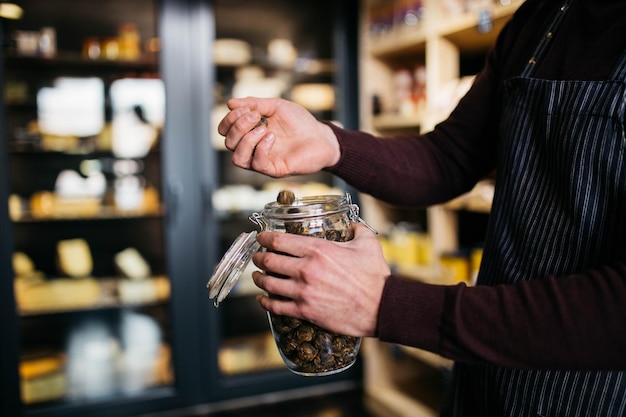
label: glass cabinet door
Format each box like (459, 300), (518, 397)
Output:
(3, 0), (174, 409)
(211, 0), (355, 380)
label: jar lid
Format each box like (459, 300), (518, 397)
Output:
(261, 194), (349, 220)
(207, 231), (260, 307)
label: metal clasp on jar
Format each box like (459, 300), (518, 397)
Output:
(346, 193), (378, 235)
(249, 212), (267, 231)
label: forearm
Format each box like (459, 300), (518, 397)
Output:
(324, 125), (450, 206)
(377, 258), (626, 370)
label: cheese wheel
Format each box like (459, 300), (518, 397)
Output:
(9, 194), (23, 220)
(30, 191), (56, 218)
(13, 252), (35, 276)
(115, 247), (151, 280)
(57, 239), (93, 277)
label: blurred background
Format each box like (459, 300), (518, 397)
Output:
(0, 0), (519, 416)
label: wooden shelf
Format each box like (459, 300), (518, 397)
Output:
(4, 52), (158, 71)
(360, 1), (521, 414)
(442, 179), (494, 213)
(367, 385), (440, 417)
(218, 332), (284, 376)
(399, 346), (452, 370)
(368, 2), (521, 59)
(372, 113), (421, 131)
(438, 3), (521, 53)
(394, 264), (445, 284)
(369, 26), (427, 59)
(362, 339), (447, 417)
(12, 206), (164, 223)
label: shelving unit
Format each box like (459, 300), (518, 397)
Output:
(1, 1), (364, 415)
(2, 2), (176, 410)
(0, 1), (210, 415)
(360, 0), (521, 273)
(358, 1), (523, 415)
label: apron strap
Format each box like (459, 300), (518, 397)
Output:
(609, 50), (626, 80)
(521, 0), (576, 78)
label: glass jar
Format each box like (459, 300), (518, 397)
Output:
(208, 193), (373, 376)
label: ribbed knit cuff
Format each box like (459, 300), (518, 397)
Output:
(322, 121), (382, 184)
(376, 275), (446, 353)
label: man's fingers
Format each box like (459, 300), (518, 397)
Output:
(252, 270), (300, 302)
(255, 231), (321, 259)
(255, 293), (299, 318)
(217, 106), (251, 136)
(230, 124), (267, 168)
(227, 97), (279, 117)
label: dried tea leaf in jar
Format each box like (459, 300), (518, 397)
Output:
(276, 189), (296, 205)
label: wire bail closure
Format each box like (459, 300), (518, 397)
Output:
(346, 193), (378, 235)
(249, 212), (267, 230)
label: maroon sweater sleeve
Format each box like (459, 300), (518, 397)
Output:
(378, 259), (626, 371)
(326, 0), (626, 370)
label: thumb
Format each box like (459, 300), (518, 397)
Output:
(352, 221), (378, 239)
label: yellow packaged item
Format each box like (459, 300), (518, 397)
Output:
(20, 355), (67, 404)
(440, 252), (470, 284)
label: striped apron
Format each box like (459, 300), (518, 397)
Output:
(442, 2), (626, 416)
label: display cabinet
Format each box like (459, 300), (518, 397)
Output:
(0, 1), (182, 416)
(1, 0), (362, 415)
(358, 1), (523, 416)
(0, 0), (221, 415)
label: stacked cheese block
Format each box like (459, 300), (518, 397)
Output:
(115, 247), (170, 305)
(13, 239), (101, 313)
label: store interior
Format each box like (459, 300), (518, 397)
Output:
(0, 0), (521, 416)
